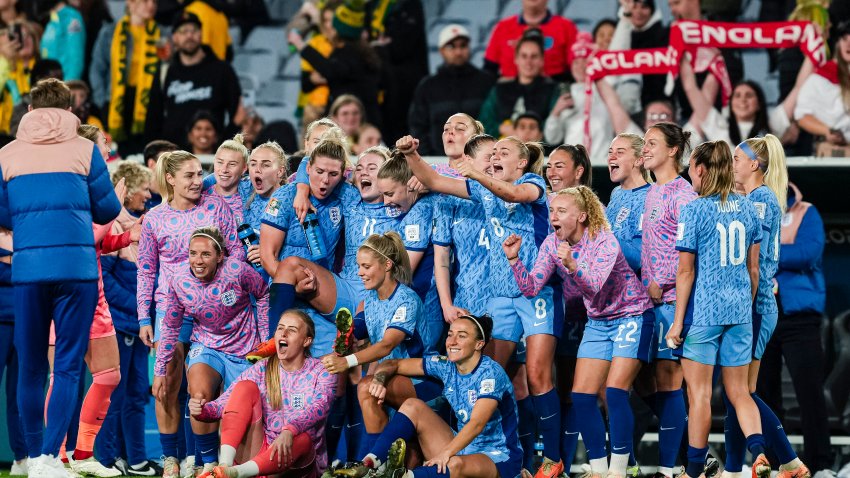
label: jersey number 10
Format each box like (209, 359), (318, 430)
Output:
(716, 221), (746, 267)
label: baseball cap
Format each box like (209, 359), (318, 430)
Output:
(438, 24), (471, 49)
(634, 0), (656, 13)
(172, 11), (202, 31)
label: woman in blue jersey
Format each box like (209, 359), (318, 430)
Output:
(665, 140), (770, 478)
(606, 133), (651, 273)
(242, 141), (287, 232)
(397, 134), (563, 478)
(723, 135), (811, 478)
(638, 123), (695, 478)
(335, 314), (522, 478)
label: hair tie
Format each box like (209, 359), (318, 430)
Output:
(738, 142), (758, 162)
(191, 232), (222, 252)
(459, 315), (486, 342)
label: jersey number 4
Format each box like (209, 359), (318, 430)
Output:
(716, 221), (746, 267)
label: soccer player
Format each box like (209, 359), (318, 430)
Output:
(606, 134), (650, 273)
(202, 134), (252, 225)
(137, 150), (244, 478)
(335, 314), (522, 478)
(666, 140), (769, 478)
(505, 186), (654, 478)
(724, 135), (811, 478)
(545, 144), (592, 195)
(153, 226), (269, 471)
(639, 123), (695, 478)
(188, 309), (336, 478)
(242, 141), (287, 232)
(397, 135), (563, 478)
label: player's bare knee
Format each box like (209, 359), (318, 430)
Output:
(397, 397), (427, 417)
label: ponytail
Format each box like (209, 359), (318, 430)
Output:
(500, 136), (544, 175)
(692, 140), (734, 202)
(264, 309), (315, 410)
(359, 232), (412, 284)
(155, 150), (199, 202)
(378, 150), (413, 185)
(743, 134), (788, 214)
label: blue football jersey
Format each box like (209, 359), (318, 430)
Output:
(676, 193), (762, 326)
(423, 355), (522, 470)
(339, 200), (400, 283)
(260, 182), (359, 269)
(466, 173), (551, 298)
(363, 283), (435, 360)
(243, 193), (272, 233)
(607, 183), (650, 273)
(747, 186), (781, 315)
(390, 195), (439, 320)
(433, 194), (490, 315)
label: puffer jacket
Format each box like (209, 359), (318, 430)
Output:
(776, 184), (826, 315)
(0, 107), (121, 284)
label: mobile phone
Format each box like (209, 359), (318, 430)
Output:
(8, 23), (22, 48)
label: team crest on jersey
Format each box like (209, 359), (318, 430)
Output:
(329, 207), (341, 225)
(221, 290), (237, 307)
(753, 202), (766, 220)
(648, 206), (661, 223)
(265, 198), (280, 217)
(615, 207), (629, 227)
(386, 206), (403, 218)
(291, 393), (305, 409)
(480, 378), (495, 394)
(467, 389), (478, 404)
(391, 306), (407, 323)
(405, 224), (420, 242)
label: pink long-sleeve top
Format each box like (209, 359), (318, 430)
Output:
(198, 357), (336, 470)
(155, 257), (268, 376)
(136, 194), (244, 327)
(511, 230), (651, 320)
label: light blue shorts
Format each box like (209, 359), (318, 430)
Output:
(577, 311), (654, 363)
(652, 303), (678, 361)
(488, 286), (556, 342)
(674, 322), (752, 367)
(296, 301), (336, 358)
(556, 320), (586, 358)
(332, 275), (364, 319)
(752, 312), (777, 360)
(154, 308), (193, 344)
(186, 343), (252, 389)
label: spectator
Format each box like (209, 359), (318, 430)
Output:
(513, 112), (544, 144)
(795, 20), (850, 147)
(181, 0), (232, 61)
(96, 160), (161, 477)
(240, 107), (264, 149)
(544, 32), (612, 163)
(8, 58), (63, 136)
(76, 0), (113, 83)
(40, 0), (85, 80)
(0, 78), (121, 475)
(484, 0), (577, 82)
(90, 0), (161, 154)
(328, 93), (364, 142)
(0, 22), (40, 133)
(681, 51), (813, 149)
(479, 28), (559, 138)
(592, 18), (616, 50)
(186, 110), (220, 156)
(141, 139), (179, 209)
(66, 80), (105, 132)
(408, 23), (495, 155)
(610, 0), (669, 111)
(368, 0), (428, 144)
(352, 122), (381, 155)
(298, 1), (339, 128)
(144, 12), (241, 149)
(756, 182), (832, 478)
(288, 0), (382, 129)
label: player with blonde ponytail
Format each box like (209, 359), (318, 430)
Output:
(725, 134), (810, 478)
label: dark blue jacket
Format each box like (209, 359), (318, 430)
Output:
(776, 190), (825, 315)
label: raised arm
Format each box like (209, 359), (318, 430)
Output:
(397, 136), (469, 199)
(505, 234), (557, 298)
(680, 55), (715, 130)
(457, 161), (542, 204)
(595, 77), (634, 135)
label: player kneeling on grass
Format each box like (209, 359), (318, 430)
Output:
(331, 314), (521, 478)
(188, 309), (336, 478)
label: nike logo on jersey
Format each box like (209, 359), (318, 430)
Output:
(452, 219), (465, 226)
(533, 321), (547, 327)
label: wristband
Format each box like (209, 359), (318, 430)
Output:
(345, 354), (359, 369)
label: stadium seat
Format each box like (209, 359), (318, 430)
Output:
(255, 102), (295, 124)
(442, 0), (499, 39)
(242, 26), (287, 57)
(265, 0), (300, 23)
(257, 77), (296, 105)
(471, 46), (486, 69)
(741, 49), (779, 104)
(562, 0), (616, 29)
(233, 50), (280, 86)
(824, 311), (850, 432)
(281, 54), (301, 78)
(229, 25), (242, 47)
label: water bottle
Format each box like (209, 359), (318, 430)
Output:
(302, 212), (326, 260)
(237, 223), (263, 271)
(532, 434), (545, 471)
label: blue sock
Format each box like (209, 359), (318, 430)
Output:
(517, 397), (536, 469)
(325, 395), (346, 462)
(412, 466), (450, 478)
(533, 389), (562, 462)
(345, 385), (366, 460)
(195, 432), (219, 464)
(746, 433), (767, 457)
(561, 402), (579, 470)
(606, 388), (634, 457)
(369, 413), (415, 463)
(656, 389), (686, 468)
(160, 433), (180, 459)
(722, 392), (746, 473)
(571, 392), (607, 460)
(686, 446), (708, 478)
(268, 284), (295, 337)
(752, 393), (797, 463)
